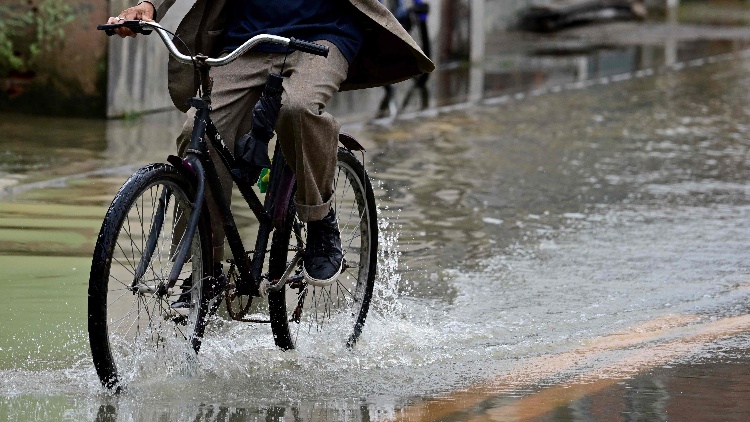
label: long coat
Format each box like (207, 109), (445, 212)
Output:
(149, 0), (435, 112)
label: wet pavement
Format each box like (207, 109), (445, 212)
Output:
(3, 7), (750, 421)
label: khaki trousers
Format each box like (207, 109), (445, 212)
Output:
(177, 41), (349, 258)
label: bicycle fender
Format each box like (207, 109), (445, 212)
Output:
(167, 155), (197, 180)
(339, 132), (366, 152)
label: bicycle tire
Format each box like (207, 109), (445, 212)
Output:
(88, 163), (213, 390)
(268, 148), (378, 349)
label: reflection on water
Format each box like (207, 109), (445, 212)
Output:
(473, 37), (750, 111)
(2, 23), (750, 422)
(0, 112), (186, 200)
(482, 342), (750, 421)
(332, 30), (750, 122)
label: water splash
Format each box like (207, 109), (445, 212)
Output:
(372, 204), (405, 317)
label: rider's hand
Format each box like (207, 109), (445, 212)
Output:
(107, 2), (155, 38)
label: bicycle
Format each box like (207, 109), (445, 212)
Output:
(88, 20), (379, 391)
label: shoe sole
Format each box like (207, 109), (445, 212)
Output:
(303, 260), (343, 287)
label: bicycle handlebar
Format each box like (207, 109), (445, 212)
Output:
(96, 21), (329, 66)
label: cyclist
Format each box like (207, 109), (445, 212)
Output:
(107, 0), (434, 285)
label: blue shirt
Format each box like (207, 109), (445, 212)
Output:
(222, 0), (364, 64)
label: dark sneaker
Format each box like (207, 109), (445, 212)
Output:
(303, 208), (343, 286)
(171, 263), (226, 309)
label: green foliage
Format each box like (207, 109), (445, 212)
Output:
(0, 0), (76, 74)
(0, 10), (24, 71)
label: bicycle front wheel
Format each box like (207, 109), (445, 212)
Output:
(268, 148), (378, 349)
(88, 163), (212, 390)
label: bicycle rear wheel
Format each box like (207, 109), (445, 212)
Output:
(88, 163), (213, 390)
(268, 148), (378, 349)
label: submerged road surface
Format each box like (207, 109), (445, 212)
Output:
(2, 43), (750, 422)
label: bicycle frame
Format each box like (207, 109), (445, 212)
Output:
(150, 59), (296, 297)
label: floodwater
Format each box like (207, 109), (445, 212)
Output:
(3, 23), (750, 422)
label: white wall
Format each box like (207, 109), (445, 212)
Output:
(106, 0), (192, 117)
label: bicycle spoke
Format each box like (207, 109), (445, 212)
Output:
(342, 218), (363, 248)
(333, 280), (357, 301)
(109, 268), (134, 289)
(111, 294), (140, 334)
(156, 297), (189, 341)
(117, 220), (138, 273)
(107, 288), (135, 309)
(112, 254), (137, 279)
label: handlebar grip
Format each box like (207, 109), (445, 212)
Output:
(97, 21), (153, 36)
(288, 38), (329, 57)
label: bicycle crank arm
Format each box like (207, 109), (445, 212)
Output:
(266, 251), (304, 293)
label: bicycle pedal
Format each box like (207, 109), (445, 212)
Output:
(258, 279), (271, 297)
(288, 274), (305, 289)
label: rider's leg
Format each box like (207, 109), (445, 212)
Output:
(274, 41), (349, 223)
(273, 41), (350, 283)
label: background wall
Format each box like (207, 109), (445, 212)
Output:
(104, 0), (537, 118)
(106, 0), (192, 117)
(0, 0), (109, 116)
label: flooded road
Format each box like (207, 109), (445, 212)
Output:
(3, 30), (750, 422)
